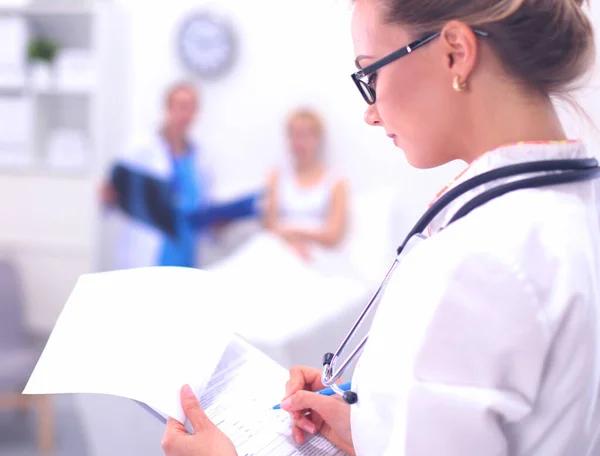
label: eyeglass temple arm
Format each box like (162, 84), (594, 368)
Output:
(354, 28), (488, 80)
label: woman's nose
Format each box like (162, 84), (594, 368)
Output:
(364, 104), (382, 126)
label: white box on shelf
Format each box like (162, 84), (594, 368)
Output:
(0, 96), (33, 144)
(0, 16), (29, 89)
(0, 96), (33, 169)
(45, 129), (88, 170)
(0, 144), (34, 168)
(0, 66), (26, 89)
(54, 49), (97, 92)
(29, 61), (53, 91)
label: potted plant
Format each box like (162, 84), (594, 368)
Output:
(27, 37), (60, 89)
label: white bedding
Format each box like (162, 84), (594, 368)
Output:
(203, 185), (400, 368)
(207, 231), (372, 368)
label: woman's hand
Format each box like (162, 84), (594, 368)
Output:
(274, 225), (299, 242)
(161, 385), (237, 456)
(272, 226), (312, 261)
(286, 238), (312, 261)
(281, 366), (355, 455)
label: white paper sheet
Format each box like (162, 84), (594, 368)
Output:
(197, 335), (346, 455)
(23, 267), (233, 424)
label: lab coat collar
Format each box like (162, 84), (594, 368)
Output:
(119, 131), (202, 181)
(427, 140), (589, 235)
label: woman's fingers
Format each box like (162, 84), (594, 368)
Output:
(281, 390), (331, 417)
(292, 424), (305, 444)
(285, 366), (323, 397)
(294, 415), (317, 434)
(289, 410), (326, 444)
(290, 415), (316, 444)
(285, 367), (307, 397)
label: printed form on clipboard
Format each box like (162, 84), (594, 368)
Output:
(21, 266), (346, 456)
(198, 336), (346, 455)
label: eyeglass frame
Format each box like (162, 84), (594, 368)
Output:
(351, 29), (489, 105)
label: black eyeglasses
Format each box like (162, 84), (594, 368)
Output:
(351, 29), (489, 105)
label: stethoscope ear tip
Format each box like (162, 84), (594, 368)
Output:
(343, 390), (358, 405)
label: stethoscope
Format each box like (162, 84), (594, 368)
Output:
(321, 157), (600, 405)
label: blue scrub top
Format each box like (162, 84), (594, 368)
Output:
(158, 144), (206, 268)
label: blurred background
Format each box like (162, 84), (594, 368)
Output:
(1, 0), (600, 454)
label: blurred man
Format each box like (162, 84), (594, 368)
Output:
(102, 81), (259, 269)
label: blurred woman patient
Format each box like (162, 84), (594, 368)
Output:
(263, 109), (348, 261)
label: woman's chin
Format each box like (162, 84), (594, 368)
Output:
(403, 148), (448, 170)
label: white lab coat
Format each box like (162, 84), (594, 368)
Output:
(351, 141), (600, 455)
(110, 132), (212, 270)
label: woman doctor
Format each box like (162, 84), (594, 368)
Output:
(161, 0), (600, 454)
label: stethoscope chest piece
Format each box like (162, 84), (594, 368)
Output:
(321, 353), (359, 404)
(343, 390), (358, 404)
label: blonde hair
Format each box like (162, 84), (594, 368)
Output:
(286, 108), (324, 137)
(377, 0), (595, 96)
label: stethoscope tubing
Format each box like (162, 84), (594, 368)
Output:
(321, 158), (600, 405)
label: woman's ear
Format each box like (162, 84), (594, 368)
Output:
(440, 21), (479, 84)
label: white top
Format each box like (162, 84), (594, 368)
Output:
(277, 168), (337, 231)
(351, 141), (600, 455)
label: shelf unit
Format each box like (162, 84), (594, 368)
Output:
(0, 0), (129, 332)
(0, 1), (98, 173)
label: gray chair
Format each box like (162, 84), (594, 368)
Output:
(0, 258), (54, 452)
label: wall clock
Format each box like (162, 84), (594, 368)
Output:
(176, 10), (237, 80)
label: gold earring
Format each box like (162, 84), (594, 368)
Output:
(453, 76), (467, 92)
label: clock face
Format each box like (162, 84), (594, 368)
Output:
(177, 12), (237, 79)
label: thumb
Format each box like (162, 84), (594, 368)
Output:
(280, 390), (334, 416)
(181, 384), (210, 432)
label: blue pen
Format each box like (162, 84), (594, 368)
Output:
(272, 381), (353, 410)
